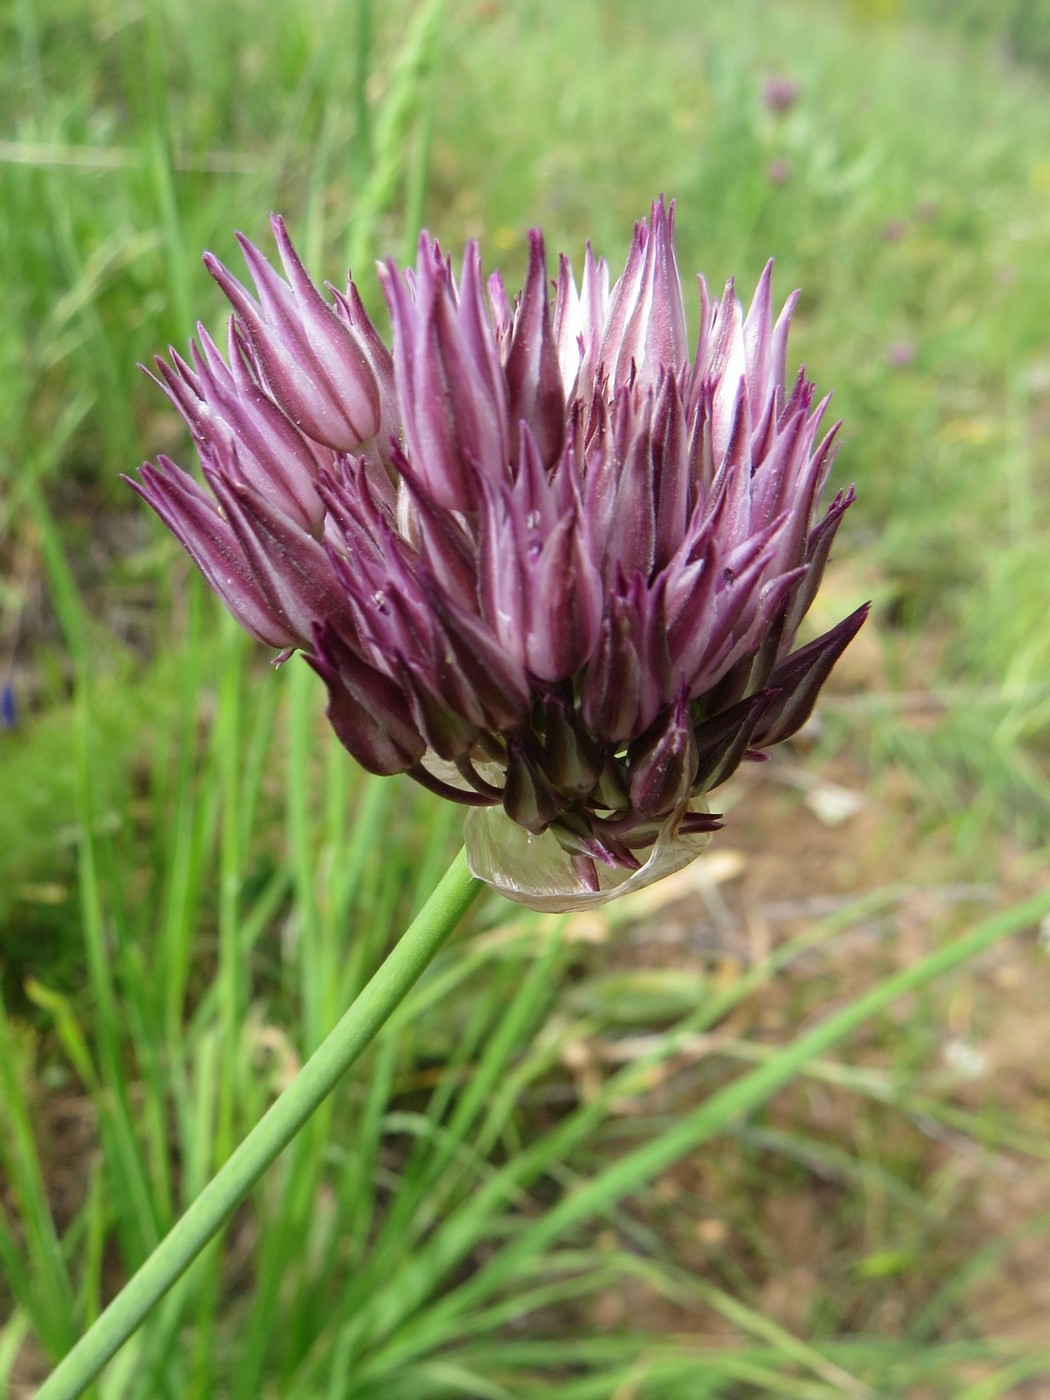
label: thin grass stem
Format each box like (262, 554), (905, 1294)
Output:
(36, 848), (481, 1400)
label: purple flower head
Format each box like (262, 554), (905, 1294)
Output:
(766, 157), (793, 186)
(763, 75), (801, 115)
(886, 339), (917, 368)
(133, 200), (866, 910)
(203, 215), (384, 452)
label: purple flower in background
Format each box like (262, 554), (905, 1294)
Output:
(133, 199), (866, 909)
(762, 75), (801, 116)
(1, 680), (15, 731)
(766, 158), (793, 186)
(886, 339), (917, 368)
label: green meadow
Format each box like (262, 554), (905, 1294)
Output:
(2, 0), (1049, 1394)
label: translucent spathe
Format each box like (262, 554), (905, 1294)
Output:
(465, 799), (715, 913)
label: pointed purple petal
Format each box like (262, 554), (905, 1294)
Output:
(751, 604), (870, 748)
(505, 229), (565, 468)
(308, 621), (426, 774)
(129, 459), (298, 648)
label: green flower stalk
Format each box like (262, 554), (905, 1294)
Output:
(36, 852), (481, 1400)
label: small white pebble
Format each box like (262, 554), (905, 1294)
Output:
(943, 1038), (988, 1079)
(804, 781), (866, 826)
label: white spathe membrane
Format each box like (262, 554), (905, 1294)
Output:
(465, 799), (714, 913)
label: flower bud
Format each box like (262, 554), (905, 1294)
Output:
(205, 216), (381, 450)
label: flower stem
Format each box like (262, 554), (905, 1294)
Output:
(37, 847), (482, 1400)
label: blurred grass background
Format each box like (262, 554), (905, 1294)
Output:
(1, 0), (1049, 1395)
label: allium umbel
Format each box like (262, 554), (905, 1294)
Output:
(133, 200), (867, 910)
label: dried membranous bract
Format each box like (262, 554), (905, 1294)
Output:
(133, 200), (866, 910)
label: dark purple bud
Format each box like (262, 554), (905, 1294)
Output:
(542, 694), (604, 794)
(601, 198), (689, 390)
(686, 561), (806, 701)
(392, 452), (479, 612)
(397, 658), (481, 761)
(667, 512), (790, 697)
(380, 235), (511, 511)
(581, 574), (669, 742)
(700, 617), (786, 714)
(581, 595), (643, 744)
(351, 522), (530, 735)
(585, 386), (657, 582)
(749, 398), (836, 539)
(751, 603), (870, 749)
(149, 324), (326, 531)
(476, 425), (602, 682)
(526, 509), (604, 681)
(308, 622), (426, 775)
(318, 452), (402, 577)
(691, 688), (780, 792)
(627, 693), (699, 818)
(505, 230), (565, 468)
(517, 429), (602, 680)
(203, 464), (353, 646)
(503, 741), (559, 834)
(329, 278), (401, 456)
(129, 458), (299, 649)
(204, 216), (381, 451)
(777, 485), (856, 654)
(650, 370), (691, 571)
(424, 587), (532, 731)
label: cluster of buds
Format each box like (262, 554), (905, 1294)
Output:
(134, 200), (865, 909)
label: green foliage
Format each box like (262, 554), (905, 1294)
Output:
(907, 0), (1050, 68)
